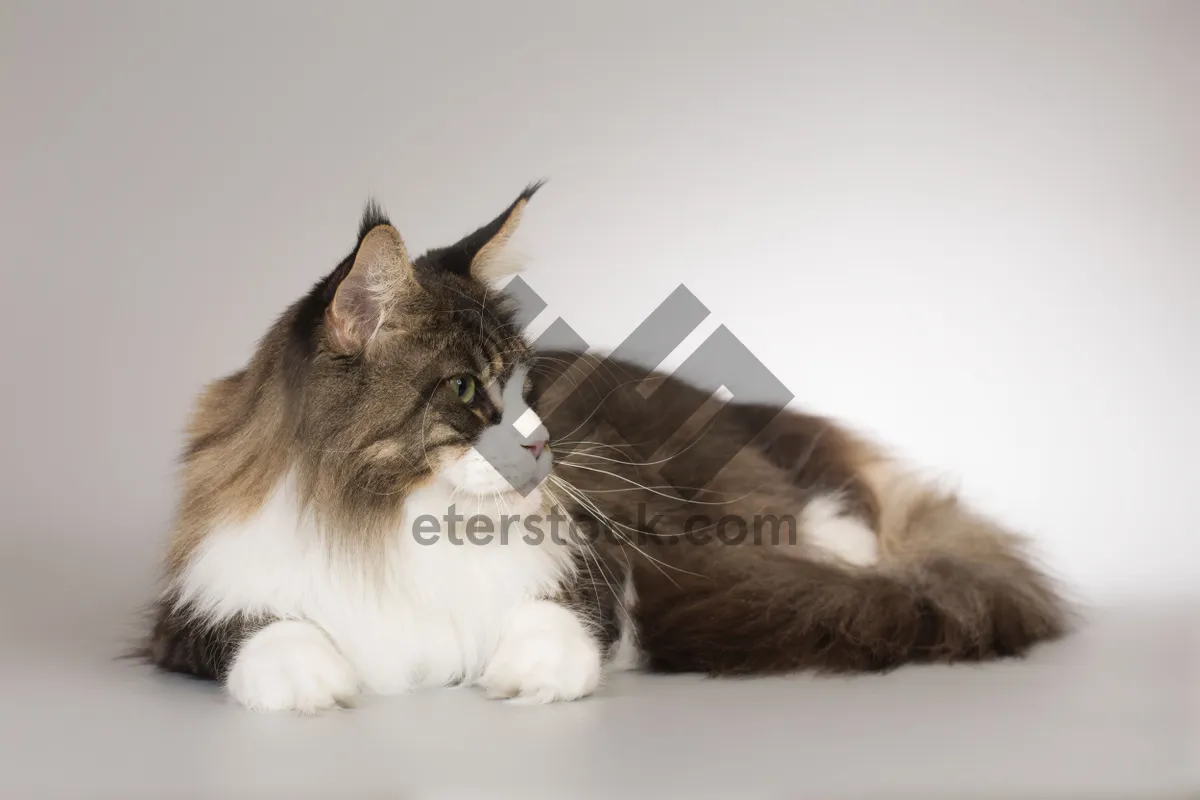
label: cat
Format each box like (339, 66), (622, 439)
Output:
(142, 184), (1068, 711)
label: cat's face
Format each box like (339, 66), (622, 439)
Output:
(290, 186), (552, 508)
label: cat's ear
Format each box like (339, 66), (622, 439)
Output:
(432, 181), (543, 283)
(326, 220), (412, 352)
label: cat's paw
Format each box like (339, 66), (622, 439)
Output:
(225, 620), (358, 713)
(479, 601), (602, 704)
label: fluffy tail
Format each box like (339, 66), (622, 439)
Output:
(633, 464), (1071, 675)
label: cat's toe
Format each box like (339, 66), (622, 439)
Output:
(225, 620), (359, 713)
(479, 603), (601, 704)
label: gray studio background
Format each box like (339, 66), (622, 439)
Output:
(1, 2), (1196, 798)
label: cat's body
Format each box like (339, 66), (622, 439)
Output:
(144, 186), (1068, 711)
(540, 356), (1067, 674)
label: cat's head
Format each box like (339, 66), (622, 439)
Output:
(280, 184), (551, 519)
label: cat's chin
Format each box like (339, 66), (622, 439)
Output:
(437, 444), (552, 504)
(446, 480), (545, 511)
(456, 457), (553, 502)
(506, 476), (548, 500)
(492, 480), (546, 507)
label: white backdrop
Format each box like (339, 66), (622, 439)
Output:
(2, 1), (1196, 602)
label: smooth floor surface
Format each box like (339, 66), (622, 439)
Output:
(0, 543), (1195, 799)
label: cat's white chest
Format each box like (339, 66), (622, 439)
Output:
(173, 475), (574, 694)
(317, 520), (573, 693)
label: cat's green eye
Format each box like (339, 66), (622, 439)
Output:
(450, 375), (477, 405)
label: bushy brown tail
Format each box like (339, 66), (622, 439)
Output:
(633, 467), (1070, 675)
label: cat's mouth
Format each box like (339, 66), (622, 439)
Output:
(440, 437), (553, 500)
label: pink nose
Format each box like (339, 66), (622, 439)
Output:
(522, 439), (547, 459)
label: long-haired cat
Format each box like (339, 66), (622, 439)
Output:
(143, 185), (1068, 711)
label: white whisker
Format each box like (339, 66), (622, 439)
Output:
(549, 475), (702, 585)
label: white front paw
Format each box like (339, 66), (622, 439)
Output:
(479, 602), (602, 704)
(225, 620), (358, 713)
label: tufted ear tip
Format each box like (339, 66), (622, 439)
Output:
(414, 183), (545, 282)
(469, 182), (543, 283)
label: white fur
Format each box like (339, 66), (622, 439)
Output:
(606, 567), (643, 672)
(802, 494), (881, 567)
(175, 474), (583, 710)
(173, 367), (598, 712)
(478, 600), (602, 703)
(226, 620), (358, 713)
